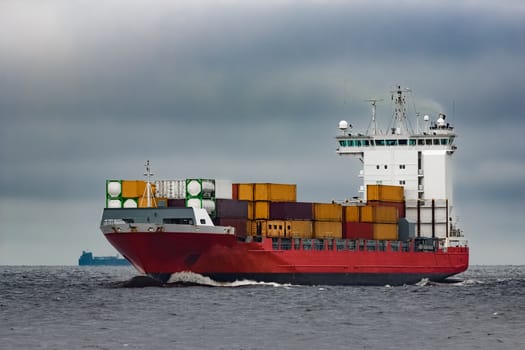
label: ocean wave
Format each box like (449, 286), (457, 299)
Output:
(167, 271), (294, 288)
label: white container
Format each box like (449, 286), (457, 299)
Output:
(187, 179), (215, 197)
(215, 179), (233, 199)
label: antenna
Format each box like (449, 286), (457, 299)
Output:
(365, 98), (383, 136)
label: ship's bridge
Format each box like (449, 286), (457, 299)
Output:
(335, 86), (460, 241)
(336, 132), (457, 156)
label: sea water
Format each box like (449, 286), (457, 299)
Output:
(1, 265), (524, 349)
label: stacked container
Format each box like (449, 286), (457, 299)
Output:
(213, 199), (250, 237)
(185, 179), (217, 215)
(312, 203), (343, 239)
(234, 183), (298, 238)
(106, 180), (158, 208)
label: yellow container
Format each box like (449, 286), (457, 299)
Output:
(247, 201), (255, 220)
(360, 206), (398, 223)
(344, 206), (360, 222)
(122, 180), (156, 198)
(266, 220), (286, 237)
(373, 223), (398, 240)
(313, 203), (342, 221)
(285, 220), (313, 239)
(249, 220), (267, 236)
(254, 201), (270, 219)
(367, 184), (404, 202)
(254, 183), (296, 202)
(237, 183), (254, 201)
(313, 221), (342, 239)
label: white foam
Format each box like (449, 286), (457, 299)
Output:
(167, 271), (293, 288)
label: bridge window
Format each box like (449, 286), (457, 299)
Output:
(426, 139), (432, 145)
(376, 140), (385, 146)
(418, 139), (425, 145)
(409, 139), (416, 146)
(441, 139), (448, 145)
(364, 140), (370, 146)
(386, 139), (398, 146)
(399, 139), (407, 145)
(433, 139), (440, 145)
(339, 140), (345, 146)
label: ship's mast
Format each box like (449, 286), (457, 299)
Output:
(365, 99), (384, 136)
(389, 86), (413, 135)
(141, 160), (156, 208)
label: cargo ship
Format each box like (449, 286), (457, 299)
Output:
(100, 86), (468, 285)
(78, 251), (130, 266)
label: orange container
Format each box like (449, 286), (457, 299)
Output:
(344, 206), (361, 222)
(254, 183), (296, 202)
(237, 183), (254, 201)
(373, 223), (398, 240)
(313, 203), (342, 221)
(285, 220), (313, 239)
(313, 221), (342, 239)
(367, 184), (404, 202)
(360, 206), (398, 223)
(254, 201), (270, 219)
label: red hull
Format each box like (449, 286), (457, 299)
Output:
(105, 231), (469, 285)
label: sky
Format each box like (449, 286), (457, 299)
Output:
(1, 0), (524, 265)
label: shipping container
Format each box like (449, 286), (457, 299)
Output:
(373, 223), (398, 240)
(247, 202), (254, 220)
(254, 183), (296, 202)
(214, 180), (233, 199)
(155, 179), (186, 199)
(237, 183), (254, 201)
(122, 180), (155, 199)
(106, 180), (122, 198)
(342, 222), (374, 240)
(254, 201), (270, 219)
(249, 220), (268, 236)
(214, 218), (248, 237)
(360, 206), (398, 223)
(269, 202), (313, 220)
(343, 205), (361, 222)
(186, 179), (215, 199)
(167, 199), (186, 207)
(215, 199), (249, 219)
(186, 198), (216, 214)
(313, 203), (343, 221)
(367, 200), (406, 218)
(313, 221), (342, 239)
(285, 220), (313, 239)
(367, 184), (404, 202)
(266, 220), (286, 238)
(232, 183), (239, 200)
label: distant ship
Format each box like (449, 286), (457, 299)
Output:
(99, 86), (468, 285)
(78, 251), (130, 266)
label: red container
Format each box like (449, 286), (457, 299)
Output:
(367, 200), (406, 218)
(215, 199), (249, 219)
(167, 199), (186, 207)
(269, 202), (313, 220)
(214, 218), (248, 237)
(343, 222), (374, 239)
(232, 184), (239, 200)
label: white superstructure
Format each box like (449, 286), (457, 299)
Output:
(336, 86), (462, 240)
